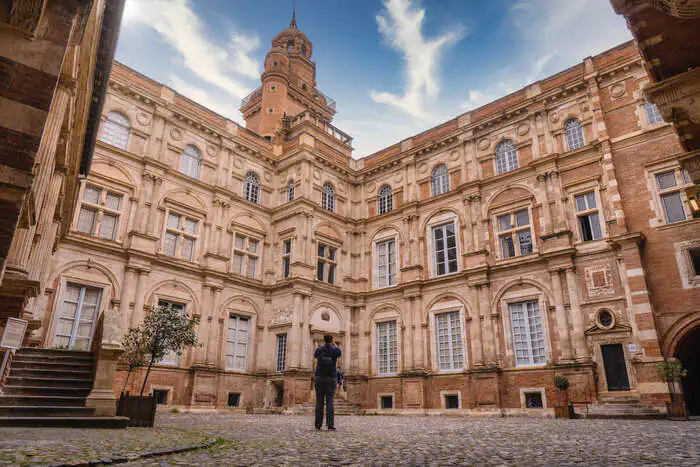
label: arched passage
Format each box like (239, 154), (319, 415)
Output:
(676, 325), (700, 416)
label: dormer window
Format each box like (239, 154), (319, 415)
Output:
(287, 40), (294, 53)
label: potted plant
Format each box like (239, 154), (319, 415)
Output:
(553, 375), (575, 418)
(117, 304), (200, 427)
(656, 358), (688, 420)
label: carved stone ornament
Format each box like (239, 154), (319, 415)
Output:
(549, 112), (559, 123)
(338, 182), (345, 193)
(279, 172), (287, 183)
(170, 127), (183, 141)
(579, 101), (590, 112)
(417, 162), (428, 174)
(367, 182), (376, 193)
(610, 83), (626, 99)
(233, 157), (243, 169)
(313, 170), (320, 180)
(517, 122), (530, 136)
(264, 171), (272, 182)
(449, 149), (460, 161)
(269, 309), (292, 326)
(206, 145), (218, 157)
(393, 171), (403, 183)
(136, 112), (151, 126)
(477, 138), (490, 151)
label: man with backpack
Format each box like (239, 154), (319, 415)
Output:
(313, 334), (342, 430)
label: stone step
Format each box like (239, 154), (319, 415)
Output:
(11, 359), (94, 372)
(0, 406), (96, 416)
(14, 351), (94, 362)
(0, 395), (86, 407)
(1, 385), (92, 397)
(5, 376), (93, 389)
(16, 348), (94, 359)
(0, 416), (129, 428)
(9, 368), (93, 379)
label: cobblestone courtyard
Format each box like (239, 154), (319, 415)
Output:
(1, 413), (699, 466)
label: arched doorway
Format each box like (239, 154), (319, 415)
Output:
(676, 325), (700, 416)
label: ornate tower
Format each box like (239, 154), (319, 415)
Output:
(240, 12), (337, 138)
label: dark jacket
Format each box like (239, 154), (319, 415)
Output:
(314, 344), (342, 378)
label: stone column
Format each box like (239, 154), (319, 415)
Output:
(462, 196), (473, 253)
(119, 267), (136, 330)
(344, 304), (353, 372)
(358, 306), (369, 374)
(289, 292), (303, 369)
(548, 171), (567, 231)
(402, 297), (414, 370)
(206, 287), (222, 366)
(471, 195), (484, 251)
(301, 295), (312, 369)
(550, 269), (573, 361)
(470, 300), (484, 366)
(414, 296), (425, 370)
(194, 284), (213, 366)
(129, 269), (148, 328)
(479, 284), (495, 364)
(565, 268), (587, 360)
(218, 202), (230, 255)
(146, 177), (164, 236)
(135, 172), (152, 233)
(537, 174), (552, 234)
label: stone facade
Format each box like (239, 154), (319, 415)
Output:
(31, 18), (699, 414)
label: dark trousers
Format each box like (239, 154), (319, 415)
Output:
(314, 376), (336, 428)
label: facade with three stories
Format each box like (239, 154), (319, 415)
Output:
(28, 18), (700, 415)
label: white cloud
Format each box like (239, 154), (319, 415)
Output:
(370, 0), (464, 118)
(122, 0), (260, 100)
(461, 90), (495, 111)
(167, 75), (243, 124)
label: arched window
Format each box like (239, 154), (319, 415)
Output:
(180, 145), (202, 179)
(287, 180), (295, 202)
(378, 185), (393, 215)
(431, 164), (449, 196)
(322, 183), (335, 212)
(244, 172), (260, 204)
(495, 140), (518, 175)
(643, 99), (663, 125)
(100, 111), (130, 150)
(564, 118), (585, 151)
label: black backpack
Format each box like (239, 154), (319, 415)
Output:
(317, 347), (335, 377)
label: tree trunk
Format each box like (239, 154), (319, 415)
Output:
(140, 358), (155, 396)
(122, 366), (133, 394)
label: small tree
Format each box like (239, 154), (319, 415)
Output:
(119, 326), (148, 394)
(554, 375), (570, 391)
(139, 304), (200, 396)
(656, 359), (687, 382)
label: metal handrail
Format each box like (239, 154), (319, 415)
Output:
(286, 110), (351, 145)
(240, 87), (262, 108)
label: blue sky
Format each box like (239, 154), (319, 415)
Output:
(118, 0), (631, 157)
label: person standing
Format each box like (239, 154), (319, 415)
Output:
(314, 334), (341, 430)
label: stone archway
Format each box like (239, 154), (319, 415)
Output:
(676, 325), (700, 416)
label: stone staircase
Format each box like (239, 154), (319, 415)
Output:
(579, 395), (666, 420)
(0, 348), (127, 428)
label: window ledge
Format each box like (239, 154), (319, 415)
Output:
(656, 217), (700, 231)
(494, 252), (539, 266)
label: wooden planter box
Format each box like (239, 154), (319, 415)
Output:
(667, 401), (688, 420)
(117, 394), (157, 427)
(553, 404), (576, 419)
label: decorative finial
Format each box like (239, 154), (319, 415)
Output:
(290, 0), (297, 30)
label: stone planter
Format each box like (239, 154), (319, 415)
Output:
(117, 394), (157, 427)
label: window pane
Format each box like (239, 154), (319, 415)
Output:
(283, 257), (290, 278)
(328, 264), (336, 284)
(283, 239), (291, 254)
(184, 219), (198, 234)
(163, 232), (178, 256)
(247, 239), (259, 253)
(83, 186), (101, 204)
(585, 192), (596, 209)
(235, 235), (246, 250)
(656, 171), (677, 190)
(579, 215), (594, 242)
(689, 248), (700, 277)
(167, 213), (181, 230)
(589, 213), (602, 240)
(233, 253), (244, 274)
(575, 194), (587, 212)
(500, 235), (515, 258)
(328, 247), (336, 261)
(518, 229), (532, 255)
(661, 192), (687, 223)
(497, 214), (511, 232)
(98, 214), (118, 240)
(181, 237), (195, 260)
(317, 261), (324, 281)
(105, 192), (122, 211)
(246, 257), (257, 278)
(515, 210), (529, 227)
(318, 244), (325, 258)
(77, 208), (96, 234)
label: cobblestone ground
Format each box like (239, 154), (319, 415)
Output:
(1, 413), (699, 466)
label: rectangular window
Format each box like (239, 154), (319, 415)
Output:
(317, 243), (337, 284)
(54, 284), (102, 350)
(232, 234), (260, 279)
(689, 247), (700, 277)
(497, 209), (533, 258)
(575, 191), (603, 241)
(509, 300), (546, 367)
(276, 334), (287, 373)
(432, 223), (458, 277)
(380, 395), (393, 409)
(225, 315), (249, 371)
(655, 170), (687, 224)
(445, 394), (459, 409)
(376, 239), (397, 288)
(157, 300), (185, 365)
(153, 390), (169, 405)
(435, 311), (464, 370)
(76, 185), (123, 240)
(377, 320), (398, 375)
(163, 213), (198, 260)
(282, 239), (292, 278)
(644, 100), (664, 125)
(228, 393), (241, 407)
(524, 392), (544, 408)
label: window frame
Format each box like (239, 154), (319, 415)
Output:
(432, 309), (465, 372)
(74, 182), (125, 242)
(431, 164), (450, 197)
(244, 172), (260, 204)
(573, 190), (604, 242)
(495, 140), (518, 175)
(430, 221), (460, 277)
(99, 111), (130, 150)
(316, 242), (338, 285)
(53, 283), (103, 350)
(287, 180), (295, 202)
(322, 182), (335, 212)
(564, 118), (585, 151)
(231, 232), (261, 279)
(282, 238), (292, 279)
(650, 166), (690, 225)
(375, 238), (397, 289)
(377, 184), (393, 215)
(493, 205), (535, 260)
(376, 319), (398, 376)
(505, 298), (548, 368)
(275, 333), (288, 373)
(643, 99), (664, 125)
(180, 145), (202, 179)
(161, 210), (199, 261)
